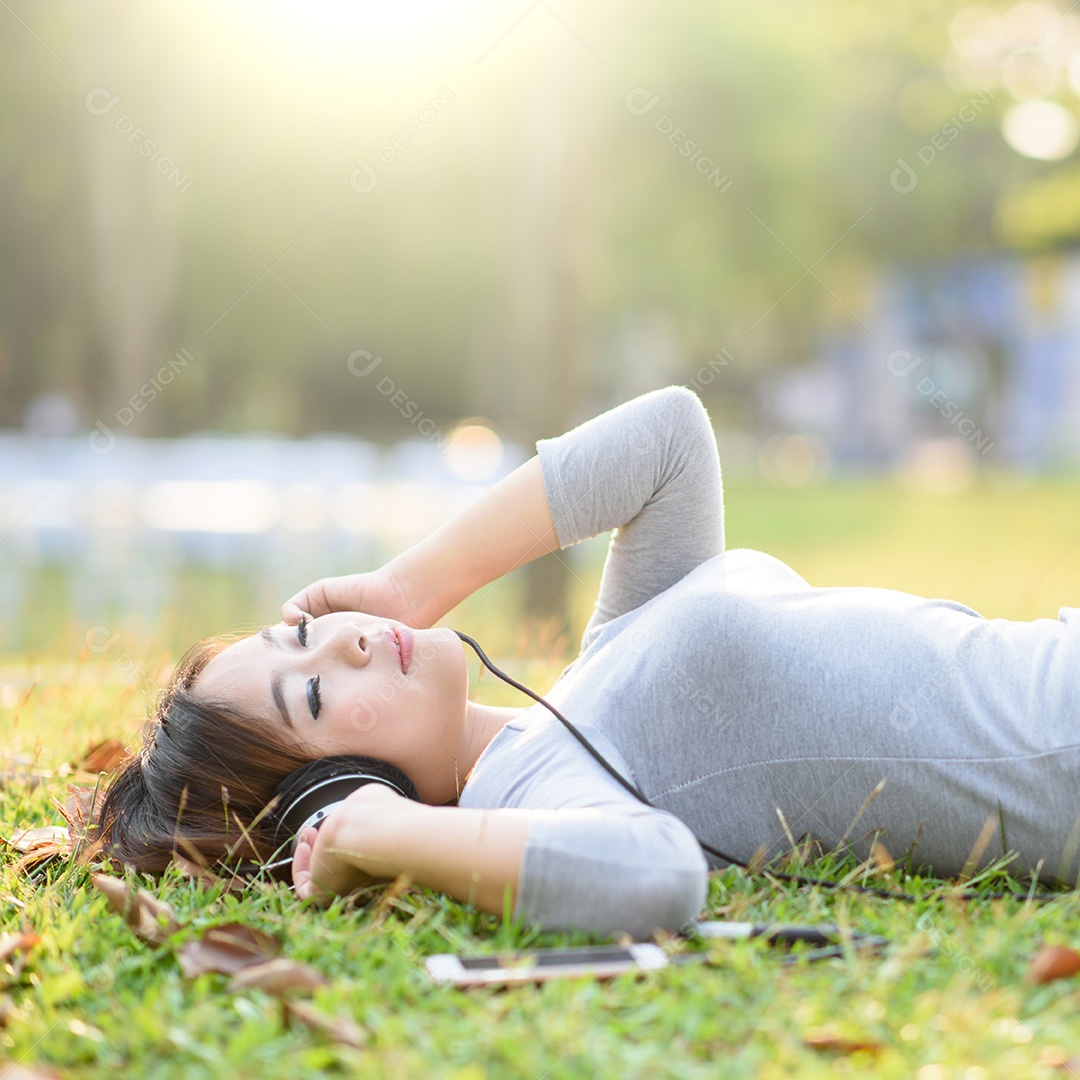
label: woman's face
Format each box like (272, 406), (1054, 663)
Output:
(192, 612), (470, 801)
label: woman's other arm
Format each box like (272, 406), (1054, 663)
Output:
(294, 784), (708, 939)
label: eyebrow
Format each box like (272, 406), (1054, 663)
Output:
(259, 626), (293, 728)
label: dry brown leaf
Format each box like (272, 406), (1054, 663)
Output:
(6, 826), (69, 855)
(804, 1031), (883, 1055)
(177, 923), (281, 979)
(0, 931), (39, 984)
(91, 873), (181, 945)
(1026, 945), (1080, 985)
(8, 826), (74, 875)
(75, 740), (130, 774)
(0, 1064), (60, 1079)
(229, 957), (329, 994)
(57, 786), (102, 834)
(0, 762), (46, 789)
(1037, 1046), (1075, 1069)
(871, 842), (895, 874)
(0, 931), (39, 965)
(284, 999), (367, 1048)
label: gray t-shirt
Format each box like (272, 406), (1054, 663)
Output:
(459, 385), (1080, 939)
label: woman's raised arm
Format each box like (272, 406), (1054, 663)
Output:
(535, 385), (725, 643)
(282, 455), (559, 627)
(283, 384), (724, 634)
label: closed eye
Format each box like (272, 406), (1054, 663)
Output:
(296, 617), (320, 718)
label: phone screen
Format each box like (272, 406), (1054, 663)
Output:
(425, 944), (670, 986)
(458, 947), (637, 970)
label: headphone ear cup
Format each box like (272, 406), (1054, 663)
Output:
(267, 755), (421, 857)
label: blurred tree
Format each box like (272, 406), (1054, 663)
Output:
(0, 0), (1075, 437)
(75, 6), (190, 433)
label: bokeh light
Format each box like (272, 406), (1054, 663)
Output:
(443, 421), (504, 482)
(1001, 98), (1080, 158)
(757, 434), (832, 488)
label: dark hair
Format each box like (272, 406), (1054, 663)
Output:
(98, 633), (320, 874)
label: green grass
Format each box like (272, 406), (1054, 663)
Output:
(1, 474), (1080, 1078)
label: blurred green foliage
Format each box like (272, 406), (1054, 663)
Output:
(0, 0), (1074, 437)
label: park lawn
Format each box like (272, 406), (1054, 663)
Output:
(0, 473), (1079, 1078)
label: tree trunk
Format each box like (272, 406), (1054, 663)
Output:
(483, 43), (600, 645)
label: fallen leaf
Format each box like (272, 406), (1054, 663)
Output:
(6, 827), (72, 872)
(5, 827), (69, 854)
(92, 873), (181, 945)
(0, 1064), (60, 1079)
(57, 786), (102, 834)
(284, 999), (367, 1048)
(0, 931), (39, 965)
(0, 763), (45, 789)
(1037, 1046), (1073, 1068)
(1027, 945), (1080, 985)
(804, 1031), (882, 1055)
(229, 957), (329, 994)
(177, 923), (281, 978)
(0, 930), (40, 984)
(871, 842), (895, 874)
(75, 740), (129, 774)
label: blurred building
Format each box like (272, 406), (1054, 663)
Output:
(759, 251), (1080, 475)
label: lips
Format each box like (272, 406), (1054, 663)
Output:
(385, 627), (413, 674)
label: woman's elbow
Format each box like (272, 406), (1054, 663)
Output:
(631, 858), (709, 938)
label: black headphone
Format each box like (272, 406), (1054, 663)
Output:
(249, 754), (422, 883)
(238, 630), (1060, 904)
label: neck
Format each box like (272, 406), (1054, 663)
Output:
(446, 700), (526, 804)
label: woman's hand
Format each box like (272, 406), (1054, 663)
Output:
(280, 563), (430, 628)
(291, 783), (416, 904)
(282, 456), (559, 632)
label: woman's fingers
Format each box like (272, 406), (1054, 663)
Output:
(292, 827), (328, 903)
(280, 600), (309, 625)
(281, 578), (333, 624)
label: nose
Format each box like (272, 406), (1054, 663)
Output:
(323, 620), (371, 666)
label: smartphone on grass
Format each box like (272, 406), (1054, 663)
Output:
(424, 942), (704, 987)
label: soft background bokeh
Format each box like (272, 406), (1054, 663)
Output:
(2, 0), (1079, 685)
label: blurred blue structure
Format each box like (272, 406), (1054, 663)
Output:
(3, 251), (1079, 649)
(760, 251), (1080, 473)
(0, 431), (529, 649)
